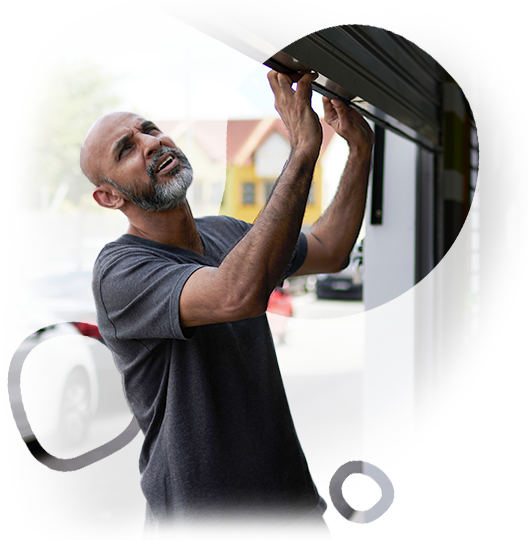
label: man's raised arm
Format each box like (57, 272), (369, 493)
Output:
(293, 97), (375, 276)
(179, 71), (322, 327)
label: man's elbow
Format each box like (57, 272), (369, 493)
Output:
(336, 255), (350, 272)
(224, 290), (269, 321)
(323, 254), (350, 274)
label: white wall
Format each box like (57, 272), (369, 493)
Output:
(363, 132), (416, 540)
(320, 134), (349, 209)
(254, 132), (289, 178)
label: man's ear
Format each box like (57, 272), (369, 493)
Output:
(93, 185), (126, 209)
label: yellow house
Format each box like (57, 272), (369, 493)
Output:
(156, 117), (335, 225)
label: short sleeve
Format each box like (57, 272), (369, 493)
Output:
(93, 224), (307, 343)
(94, 248), (202, 342)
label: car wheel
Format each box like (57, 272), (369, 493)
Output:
(59, 368), (91, 444)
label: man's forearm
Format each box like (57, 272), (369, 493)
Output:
(214, 70), (323, 315)
(179, 146), (319, 328)
(296, 143), (370, 275)
(217, 147), (318, 313)
(178, 71), (323, 328)
(310, 147), (371, 270)
(294, 97), (375, 274)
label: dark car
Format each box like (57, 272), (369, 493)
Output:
(20, 261), (123, 394)
(315, 242), (363, 301)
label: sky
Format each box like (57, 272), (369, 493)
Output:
(0, 0), (321, 121)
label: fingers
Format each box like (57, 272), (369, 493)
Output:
(322, 96), (336, 116)
(321, 96), (374, 147)
(296, 71), (318, 101)
(267, 70), (317, 99)
(267, 69), (322, 153)
(334, 100), (349, 126)
(267, 72), (296, 106)
(267, 71), (293, 89)
(267, 70), (282, 94)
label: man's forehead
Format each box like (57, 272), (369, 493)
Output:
(81, 112), (149, 182)
(88, 112), (147, 144)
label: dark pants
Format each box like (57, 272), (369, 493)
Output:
(291, 518), (332, 540)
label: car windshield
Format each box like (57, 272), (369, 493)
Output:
(27, 272), (93, 300)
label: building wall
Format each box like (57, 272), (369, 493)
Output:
(233, 164), (265, 223)
(176, 133), (322, 225)
(306, 166), (323, 225)
(320, 133), (350, 209)
(174, 133), (226, 218)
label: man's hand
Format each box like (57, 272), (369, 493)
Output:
(291, 97), (374, 277)
(267, 71), (323, 158)
(323, 97), (374, 154)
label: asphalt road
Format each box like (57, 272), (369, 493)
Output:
(0, 296), (362, 540)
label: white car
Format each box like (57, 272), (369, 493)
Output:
(0, 271), (99, 450)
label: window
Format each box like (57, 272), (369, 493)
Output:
(193, 180), (203, 206)
(211, 182), (223, 204)
(242, 182), (255, 205)
(264, 181), (274, 202)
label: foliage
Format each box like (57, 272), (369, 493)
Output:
(0, 21), (120, 207)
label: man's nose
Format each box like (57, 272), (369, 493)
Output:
(142, 134), (163, 157)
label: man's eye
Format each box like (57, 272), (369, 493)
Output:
(119, 144), (132, 158)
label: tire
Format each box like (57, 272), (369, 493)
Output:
(59, 368), (91, 444)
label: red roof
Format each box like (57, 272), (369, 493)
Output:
(156, 117), (336, 165)
(192, 121), (228, 164)
(155, 120), (181, 135)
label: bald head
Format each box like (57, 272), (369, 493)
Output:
(80, 111), (141, 186)
(80, 112), (194, 213)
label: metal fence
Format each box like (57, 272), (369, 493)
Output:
(0, 210), (127, 276)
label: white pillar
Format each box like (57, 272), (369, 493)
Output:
(363, 130), (417, 463)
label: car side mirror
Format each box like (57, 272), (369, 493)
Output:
(26, 310), (51, 332)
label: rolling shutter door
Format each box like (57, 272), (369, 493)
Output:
(143, 0), (441, 147)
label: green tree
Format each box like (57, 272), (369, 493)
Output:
(0, 21), (121, 207)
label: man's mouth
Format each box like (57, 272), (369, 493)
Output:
(149, 149), (180, 179)
(157, 155), (175, 172)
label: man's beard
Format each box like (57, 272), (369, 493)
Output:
(104, 147), (194, 212)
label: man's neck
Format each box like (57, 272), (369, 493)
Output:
(125, 200), (205, 255)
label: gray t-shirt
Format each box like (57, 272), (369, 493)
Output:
(92, 215), (324, 524)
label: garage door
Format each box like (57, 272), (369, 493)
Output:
(143, 0), (441, 146)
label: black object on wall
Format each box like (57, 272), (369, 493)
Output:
(370, 125), (385, 225)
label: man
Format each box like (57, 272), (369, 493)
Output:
(80, 70), (374, 535)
